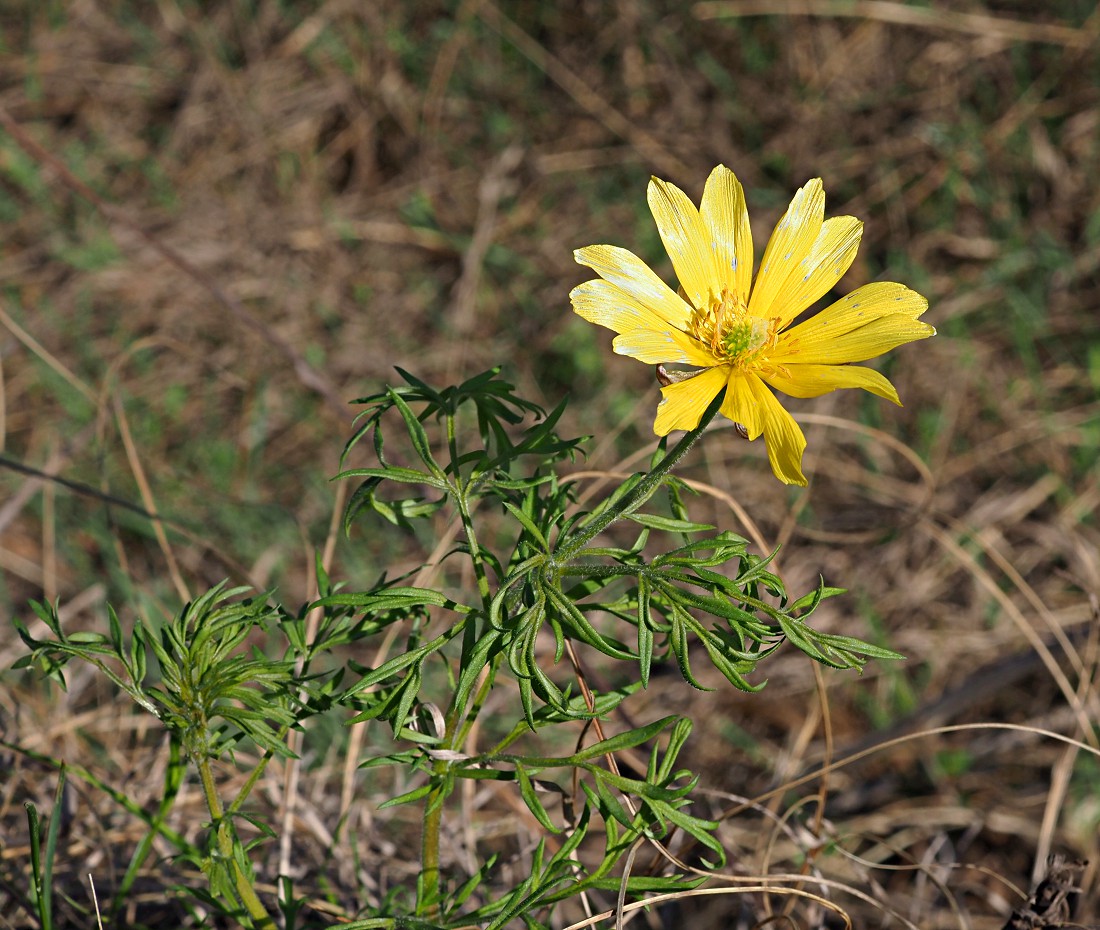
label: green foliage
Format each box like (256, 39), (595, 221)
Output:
(24, 771), (66, 930)
(15, 583), (298, 760)
(339, 369), (892, 726)
(14, 585), (303, 927)
(326, 368), (897, 923)
(10, 368), (899, 928)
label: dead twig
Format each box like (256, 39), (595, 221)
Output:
(1003, 854), (1090, 930)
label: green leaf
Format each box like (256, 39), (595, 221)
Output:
(344, 474), (448, 528)
(543, 585), (634, 662)
(501, 500), (549, 550)
(356, 750), (423, 770)
(658, 583), (763, 627)
(25, 802), (47, 930)
(392, 662), (423, 736)
(130, 622), (147, 685)
(789, 583), (848, 614)
(625, 512), (715, 534)
(335, 465), (449, 489)
(585, 874), (707, 893)
(452, 853), (500, 909)
(343, 636), (445, 696)
(516, 765), (560, 834)
(517, 676), (536, 730)
(654, 717), (693, 782)
(636, 576), (653, 688)
(567, 716), (679, 764)
(778, 615), (833, 666)
(395, 366), (446, 406)
(815, 631), (904, 661)
(378, 782), (434, 809)
(108, 604), (123, 654)
(389, 388), (446, 479)
(453, 628), (502, 717)
(661, 804), (724, 861)
(592, 773), (634, 829)
(309, 586), (460, 612)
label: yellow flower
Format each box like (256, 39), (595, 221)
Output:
(570, 165), (936, 486)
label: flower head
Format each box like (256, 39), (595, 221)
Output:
(570, 165), (935, 485)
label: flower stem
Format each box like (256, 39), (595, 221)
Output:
(196, 756), (275, 930)
(557, 391), (723, 560)
(448, 412), (493, 608)
(418, 418), (498, 919)
(419, 791), (443, 917)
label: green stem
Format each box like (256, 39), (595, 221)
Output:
(448, 411), (493, 609)
(453, 651), (502, 750)
(455, 490), (493, 610)
(419, 791), (443, 916)
(418, 418), (499, 918)
(557, 392), (723, 561)
(196, 756), (275, 930)
(420, 636), (502, 918)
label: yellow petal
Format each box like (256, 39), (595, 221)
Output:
(777, 282), (934, 364)
(613, 329), (719, 366)
(785, 318), (934, 364)
(653, 365), (729, 435)
(700, 165), (753, 306)
(719, 371), (765, 440)
(802, 281), (930, 326)
(647, 176), (717, 312)
(721, 373), (807, 484)
(574, 245), (692, 329)
(570, 279), (717, 365)
(717, 371), (761, 444)
(570, 279), (672, 334)
(770, 216), (863, 330)
(761, 363), (901, 404)
(748, 178), (824, 322)
(750, 376), (808, 485)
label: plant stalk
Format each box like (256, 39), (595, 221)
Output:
(557, 392), (723, 560)
(418, 418), (499, 918)
(197, 756), (276, 930)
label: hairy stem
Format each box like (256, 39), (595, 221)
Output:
(197, 756), (275, 930)
(419, 419), (498, 918)
(557, 392), (723, 561)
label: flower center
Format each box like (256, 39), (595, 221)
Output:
(690, 288), (774, 366)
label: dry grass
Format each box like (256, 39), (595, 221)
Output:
(1, 1), (1099, 927)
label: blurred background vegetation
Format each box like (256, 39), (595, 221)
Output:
(1, 1), (1098, 927)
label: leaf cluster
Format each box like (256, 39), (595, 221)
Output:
(336, 369), (900, 734)
(320, 368), (902, 926)
(340, 367), (582, 534)
(8, 368), (905, 929)
(14, 582), (299, 761)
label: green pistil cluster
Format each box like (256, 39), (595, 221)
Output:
(721, 314), (769, 366)
(689, 290), (777, 367)
(722, 320), (755, 357)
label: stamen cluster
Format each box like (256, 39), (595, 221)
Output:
(689, 288), (772, 366)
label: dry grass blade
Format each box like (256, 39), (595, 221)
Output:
(0, 298), (97, 406)
(693, 0), (1094, 47)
